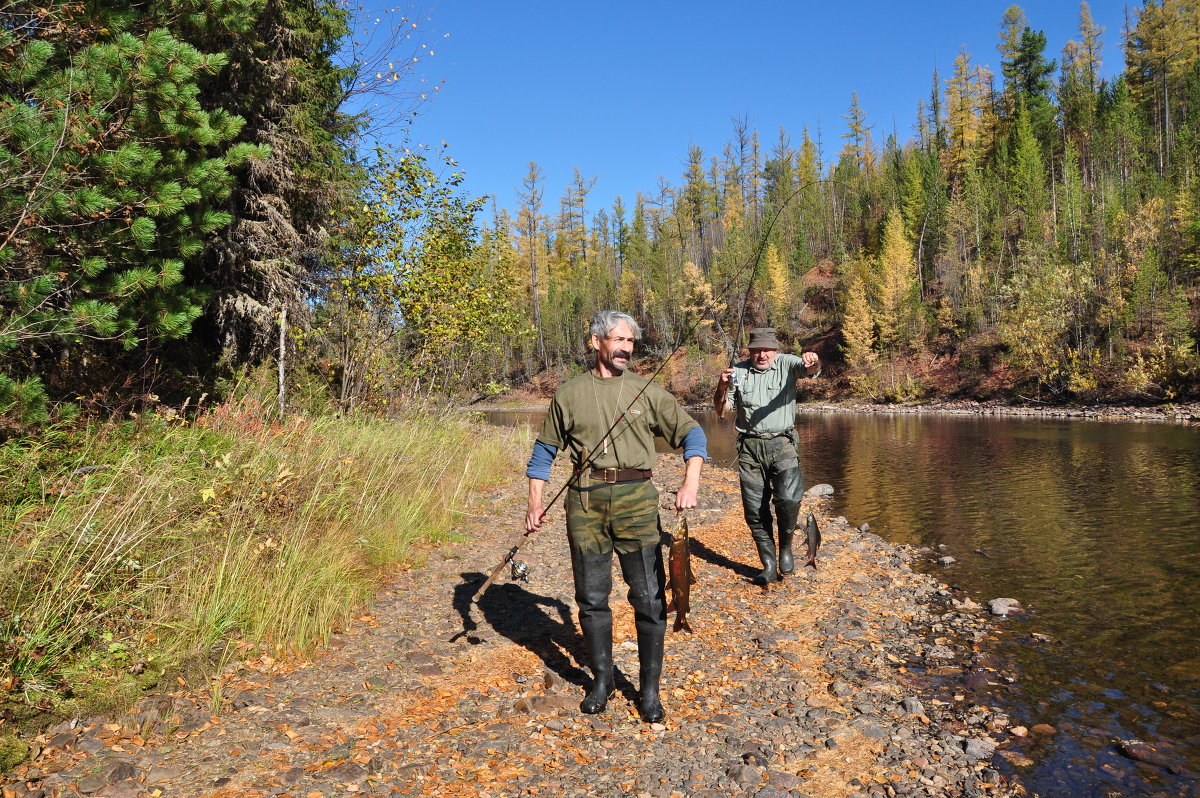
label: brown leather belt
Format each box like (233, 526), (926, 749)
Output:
(739, 429), (795, 441)
(589, 468), (652, 483)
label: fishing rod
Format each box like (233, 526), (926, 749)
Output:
(729, 197), (799, 368)
(472, 177), (845, 603)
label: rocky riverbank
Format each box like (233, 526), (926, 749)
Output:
(473, 394), (1200, 424)
(798, 399), (1200, 424)
(3, 457), (1035, 798)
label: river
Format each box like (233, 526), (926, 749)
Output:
(487, 407), (1200, 797)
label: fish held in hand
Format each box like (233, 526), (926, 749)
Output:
(805, 512), (822, 569)
(665, 517), (697, 632)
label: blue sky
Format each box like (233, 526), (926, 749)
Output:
(379, 1), (1133, 219)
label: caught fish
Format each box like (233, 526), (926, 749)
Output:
(805, 512), (822, 569)
(665, 517), (697, 632)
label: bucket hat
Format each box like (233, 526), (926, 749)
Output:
(747, 327), (781, 349)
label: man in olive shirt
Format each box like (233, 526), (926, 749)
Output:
(714, 327), (820, 584)
(525, 310), (707, 723)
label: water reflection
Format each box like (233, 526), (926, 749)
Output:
(487, 407), (1200, 797)
(790, 412), (1200, 797)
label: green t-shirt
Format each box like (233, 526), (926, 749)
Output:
(537, 371), (698, 471)
(725, 352), (811, 436)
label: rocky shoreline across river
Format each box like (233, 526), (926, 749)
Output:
(799, 399), (1200, 423)
(472, 396), (1200, 424)
(4, 456), (1038, 798)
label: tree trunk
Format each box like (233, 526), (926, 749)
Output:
(277, 305), (287, 417)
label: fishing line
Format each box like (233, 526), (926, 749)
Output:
(472, 176), (846, 603)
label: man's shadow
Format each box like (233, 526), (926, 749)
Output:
(451, 572), (639, 701)
(689, 537), (758, 581)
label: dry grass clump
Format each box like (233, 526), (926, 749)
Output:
(0, 401), (523, 722)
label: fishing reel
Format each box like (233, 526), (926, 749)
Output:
(510, 559), (531, 584)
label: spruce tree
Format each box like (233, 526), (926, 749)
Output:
(182, 0), (360, 364)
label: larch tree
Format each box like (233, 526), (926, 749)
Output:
(841, 273), (878, 394)
(516, 161), (547, 366)
(1126, 0), (1197, 175)
(556, 167), (596, 266)
(841, 92), (874, 174)
(681, 144), (717, 270)
(793, 126), (826, 264)
(763, 243), (791, 330)
(1060, 2), (1104, 184)
(899, 149), (927, 246)
(943, 46), (986, 180)
(876, 207), (919, 350)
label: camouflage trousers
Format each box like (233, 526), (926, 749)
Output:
(565, 479), (662, 556)
(736, 433), (804, 543)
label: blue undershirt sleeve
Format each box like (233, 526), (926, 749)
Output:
(525, 440), (557, 481)
(682, 426), (708, 462)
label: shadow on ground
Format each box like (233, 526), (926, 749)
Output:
(451, 573), (586, 683)
(451, 572), (652, 702)
(689, 537), (758, 581)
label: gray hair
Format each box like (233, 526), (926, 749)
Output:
(589, 310), (642, 341)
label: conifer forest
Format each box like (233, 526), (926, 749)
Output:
(3, 1), (1200, 426)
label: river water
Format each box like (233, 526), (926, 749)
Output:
(487, 407), (1200, 797)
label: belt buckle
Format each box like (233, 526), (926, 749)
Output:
(602, 468), (618, 483)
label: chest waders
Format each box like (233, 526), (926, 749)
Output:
(736, 430), (804, 584)
(567, 475), (667, 723)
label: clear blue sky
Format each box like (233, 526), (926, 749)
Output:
(384, 1), (1133, 219)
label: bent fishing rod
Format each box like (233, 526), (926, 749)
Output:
(472, 177), (845, 603)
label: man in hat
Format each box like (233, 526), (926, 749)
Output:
(714, 327), (820, 584)
(525, 309), (707, 723)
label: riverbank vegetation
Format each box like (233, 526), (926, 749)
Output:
(0, 0), (535, 754)
(0, 391), (523, 745)
(7, 2), (1200, 436)
(497, 2), (1200, 404)
(0, 0), (525, 429)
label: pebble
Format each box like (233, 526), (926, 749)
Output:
(988, 598), (1025, 617)
(963, 738), (998, 760)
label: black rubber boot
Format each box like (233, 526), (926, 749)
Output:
(739, 458), (778, 585)
(777, 529), (795, 575)
(775, 502), (800, 575)
(572, 550), (614, 714)
(618, 544), (667, 723)
(773, 463), (803, 575)
(752, 534), (779, 584)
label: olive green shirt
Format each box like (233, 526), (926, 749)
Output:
(538, 372), (699, 471)
(726, 353), (812, 436)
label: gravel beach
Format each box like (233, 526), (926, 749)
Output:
(3, 448), (1033, 798)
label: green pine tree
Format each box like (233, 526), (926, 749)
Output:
(1, 0), (267, 423)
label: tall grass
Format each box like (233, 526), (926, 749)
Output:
(0, 401), (526, 720)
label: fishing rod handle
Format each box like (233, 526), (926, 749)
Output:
(471, 543), (522, 604)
